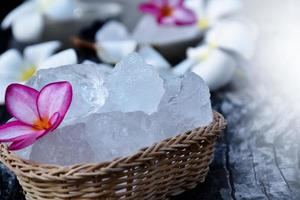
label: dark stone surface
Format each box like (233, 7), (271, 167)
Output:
(0, 164), (25, 200)
(0, 105), (24, 200)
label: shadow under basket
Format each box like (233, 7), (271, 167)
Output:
(0, 112), (226, 200)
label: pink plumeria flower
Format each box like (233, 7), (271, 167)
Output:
(139, 0), (197, 26)
(0, 81), (72, 150)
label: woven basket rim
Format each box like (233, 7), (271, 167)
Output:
(0, 111), (226, 180)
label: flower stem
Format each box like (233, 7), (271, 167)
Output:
(71, 36), (97, 51)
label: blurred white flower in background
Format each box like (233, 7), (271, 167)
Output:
(85, 46), (171, 75)
(95, 21), (137, 64)
(1, 0), (76, 42)
(132, 15), (201, 46)
(185, 0), (242, 30)
(205, 20), (256, 60)
(94, 21), (171, 73)
(173, 20), (258, 90)
(186, 44), (237, 90)
(0, 41), (77, 103)
(0, 0), (257, 92)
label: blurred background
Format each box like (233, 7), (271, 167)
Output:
(243, 0), (300, 104)
(2, 0), (299, 93)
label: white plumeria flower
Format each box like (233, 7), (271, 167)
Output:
(173, 20), (257, 90)
(94, 21), (172, 70)
(132, 15), (201, 46)
(95, 21), (137, 64)
(185, 0), (242, 30)
(173, 43), (236, 90)
(0, 41), (77, 103)
(1, 0), (76, 42)
(187, 44), (237, 90)
(205, 20), (258, 60)
(85, 44), (171, 73)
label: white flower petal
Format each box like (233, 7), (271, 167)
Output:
(187, 45), (211, 60)
(206, 20), (257, 60)
(96, 40), (137, 64)
(192, 49), (237, 90)
(1, 1), (37, 29)
(95, 20), (130, 42)
(185, 45), (223, 74)
(42, 0), (76, 21)
(132, 16), (201, 45)
(207, 0), (242, 22)
(138, 46), (171, 70)
(38, 49), (77, 70)
(95, 21), (135, 64)
(0, 49), (24, 78)
(24, 41), (61, 66)
(12, 12), (44, 42)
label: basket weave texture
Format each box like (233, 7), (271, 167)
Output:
(0, 111), (225, 200)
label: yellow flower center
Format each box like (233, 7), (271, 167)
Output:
(33, 118), (51, 130)
(161, 6), (173, 17)
(198, 18), (210, 30)
(39, 0), (55, 11)
(19, 66), (36, 82)
(197, 42), (218, 61)
(197, 50), (210, 61)
(208, 42), (218, 50)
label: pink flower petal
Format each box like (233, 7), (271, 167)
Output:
(173, 7), (197, 25)
(168, 0), (183, 7)
(48, 112), (61, 131)
(8, 134), (37, 150)
(5, 84), (39, 125)
(37, 81), (72, 125)
(0, 121), (37, 142)
(151, 0), (167, 7)
(141, 0), (196, 26)
(139, 3), (160, 15)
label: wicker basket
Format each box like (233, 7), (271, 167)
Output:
(0, 111), (225, 200)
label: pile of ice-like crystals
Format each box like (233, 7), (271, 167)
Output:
(17, 53), (213, 166)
